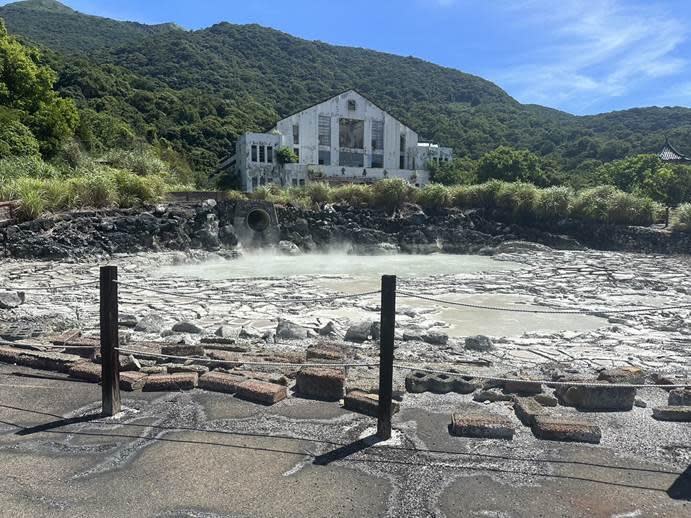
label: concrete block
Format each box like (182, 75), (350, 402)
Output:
(120, 371), (147, 391)
(343, 390), (400, 418)
(597, 367), (645, 384)
(450, 413), (515, 440)
(306, 344), (346, 362)
(235, 380), (287, 405)
(405, 370), (430, 393)
(473, 389), (513, 403)
(503, 379), (543, 396)
(652, 406), (691, 422)
(296, 367), (345, 401)
(513, 396), (548, 426)
(556, 384), (636, 411)
(198, 371), (247, 394)
(142, 372), (198, 391)
(531, 416), (601, 444)
(0, 347), (81, 373)
(668, 388), (691, 406)
(160, 344), (205, 357)
(68, 361), (102, 383)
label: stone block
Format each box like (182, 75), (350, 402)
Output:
(162, 363), (210, 375)
(120, 371), (147, 391)
(473, 389), (513, 403)
(235, 380), (287, 405)
(0, 347), (81, 373)
(296, 367), (346, 401)
(405, 370), (431, 393)
(503, 379), (543, 396)
(556, 384), (636, 411)
(652, 406), (691, 422)
(68, 361), (102, 383)
(142, 372), (198, 391)
(513, 397), (547, 426)
(171, 322), (203, 334)
(160, 344), (205, 357)
(343, 390), (400, 418)
(668, 388), (691, 406)
(597, 367), (645, 385)
(531, 416), (601, 444)
(198, 371), (247, 394)
(464, 335), (493, 352)
(534, 394), (559, 407)
(234, 370), (289, 386)
(450, 413), (514, 440)
(306, 344), (346, 362)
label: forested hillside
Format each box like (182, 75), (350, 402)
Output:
(2, 0), (691, 186)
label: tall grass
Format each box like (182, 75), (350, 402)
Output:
(672, 203), (691, 232)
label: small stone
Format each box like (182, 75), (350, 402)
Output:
(0, 291), (23, 309)
(450, 413), (514, 440)
(473, 389), (513, 403)
(142, 373), (198, 391)
(235, 380), (287, 405)
(278, 240), (301, 255)
(634, 398), (647, 408)
(652, 406), (691, 422)
(343, 390), (400, 418)
(118, 313), (138, 328)
(160, 344), (204, 357)
(171, 322), (203, 334)
(534, 394), (558, 407)
(465, 335), (494, 352)
(198, 371), (247, 394)
(215, 325), (240, 339)
(68, 362), (102, 383)
(513, 397), (547, 426)
(531, 416), (601, 444)
(668, 388), (691, 406)
(422, 329), (449, 346)
(296, 367), (346, 401)
(134, 314), (165, 333)
(120, 371), (147, 391)
(318, 321), (337, 336)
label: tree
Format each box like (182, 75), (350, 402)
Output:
(429, 157), (477, 185)
(0, 116), (40, 158)
(592, 154), (661, 192)
(636, 164), (691, 206)
(477, 146), (547, 186)
(0, 19), (78, 157)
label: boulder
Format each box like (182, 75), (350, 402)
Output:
(422, 329), (449, 346)
(134, 314), (165, 334)
(215, 325), (240, 339)
(556, 383), (636, 411)
(345, 321), (376, 343)
(171, 322), (203, 334)
(668, 388), (691, 406)
(465, 335), (494, 352)
(118, 313), (138, 328)
(597, 367), (645, 385)
(0, 291), (23, 309)
(278, 240), (302, 255)
(473, 389), (513, 403)
(276, 320), (309, 340)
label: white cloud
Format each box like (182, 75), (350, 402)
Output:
(492, 0), (687, 112)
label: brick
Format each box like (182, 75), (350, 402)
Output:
(198, 371), (247, 394)
(142, 372), (198, 391)
(234, 370), (289, 386)
(652, 406), (691, 422)
(531, 416), (601, 444)
(235, 380), (287, 405)
(503, 379), (543, 395)
(160, 344), (205, 357)
(306, 344), (346, 362)
(120, 371), (147, 391)
(296, 367), (345, 401)
(0, 346), (81, 373)
(68, 362), (102, 383)
(450, 413), (515, 440)
(343, 390), (400, 418)
(513, 397), (548, 426)
(161, 363), (210, 375)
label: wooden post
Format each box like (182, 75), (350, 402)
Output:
(100, 265), (121, 416)
(377, 275), (396, 440)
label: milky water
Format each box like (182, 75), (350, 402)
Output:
(161, 253), (605, 336)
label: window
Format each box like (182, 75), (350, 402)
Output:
(319, 150), (331, 166)
(372, 120), (384, 150)
(299, 179), (305, 187)
(400, 155), (406, 169)
(259, 145), (265, 163)
(400, 134), (406, 152)
(318, 116), (331, 146)
(292, 124), (300, 145)
(348, 99), (356, 111)
(292, 178), (298, 187)
(251, 145), (257, 162)
(339, 118), (364, 149)
(340, 151), (364, 167)
(267, 146), (273, 163)
(293, 147), (300, 160)
(371, 154), (383, 168)
(252, 177), (258, 188)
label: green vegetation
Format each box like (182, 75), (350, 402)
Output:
(276, 147), (298, 165)
(672, 204), (691, 232)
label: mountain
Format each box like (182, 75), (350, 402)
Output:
(1, 0), (691, 181)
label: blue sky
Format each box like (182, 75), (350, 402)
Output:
(8, 0), (691, 115)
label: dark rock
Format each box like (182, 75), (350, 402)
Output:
(276, 319), (309, 340)
(135, 314), (165, 334)
(171, 321), (203, 334)
(0, 291), (23, 309)
(597, 367), (645, 384)
(652, 406), (691, 422)
(344, 320), (376, 343)
(556, 383), (636, 411)
(465, 335), (494, 352)
(668, 388), (691, 406)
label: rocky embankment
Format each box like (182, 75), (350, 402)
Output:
(0, 199), (689, 259)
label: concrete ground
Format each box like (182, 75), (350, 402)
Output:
(0, 363), (689, 518)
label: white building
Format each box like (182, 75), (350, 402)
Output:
(220, 90), (453, 192)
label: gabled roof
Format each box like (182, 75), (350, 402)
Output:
(659, 137), (691, 162)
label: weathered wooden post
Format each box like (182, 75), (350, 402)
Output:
(100, 265), (121, 416)
(377, 275), (396, 440)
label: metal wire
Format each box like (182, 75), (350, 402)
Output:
(398, 291), (691, 315)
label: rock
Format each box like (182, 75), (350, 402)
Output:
(473, 389), (513, 403)
(343, 390), (400, 418)
(276, 319), (309, 340)
(531, 416), (601, 444)
(160, 344), (204, 357)
(318, 321), (337, 336)
(513, 397), (548, 426)
(652, 406), (691, 422)
(503, 379), (543, 396)
(239, 326), (263, 339)
(296, 367), (346, 401)
(449, 413), (515, 440)
(649, 372), (676, 387)
(668, 388), (691, 406)
(534, 394), (559, 407)
(465, 335), (494, 352)
(215, 325), (240, 339)
(306, 344), (346, 362)
(597, 367), (645, 385)
(118, 313), (138, 328)
(134, 314), (165, 334)
(422, 329), (449, 346)
(198, 371), (247, 394)
(68, 362), (102, 383)
(171, 321), (203, 334)
(634, 398), (647, 408)
(119, 371), (147, 391)
(219, 224), (238, 246)
(142, 373), (198, 391)
(344, 321), (375, 343)
(140, 366), (167, 374)
(0, 291), (23, 309)
(278, 240), (302, 255)
(164, 364), (210, 375)
(235, 380), (287, 405)
(556, 384), (636, 411)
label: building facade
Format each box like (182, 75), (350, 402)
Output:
(220, 90), (453, 192)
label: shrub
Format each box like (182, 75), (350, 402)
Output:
(114, 171), (165, 207)
(0, 156), (60, 181)
(306, 182), (332, 204)
(372, 178), (414, 213)
(67, 174), (117, 208)
(415, 184), (452, 209)
(451, 180), (504, 209)
(16, 189), (45, 221)
(571, 185), (618, 223)
(535, 186), (573, 220)
(331, 184), (374, 206)
(276, 147), (298, 164)
(100, 149), (167, 176)
(572, 185), (656, 225)
(672, 203), (691, 232)
(225, 190), (247, 202)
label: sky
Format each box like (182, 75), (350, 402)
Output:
(7, 0), (691, 115)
